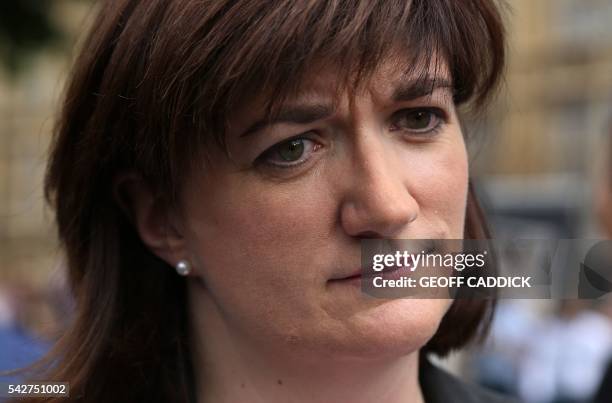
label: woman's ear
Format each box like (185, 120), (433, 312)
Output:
(113, 172), (186, 266)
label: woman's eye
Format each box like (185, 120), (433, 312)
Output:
(257, 137), (321, 168)
(390, 108), (445, 134)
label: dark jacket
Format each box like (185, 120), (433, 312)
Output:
(420, 358), (521, 403)
(593, 357), (612, 403)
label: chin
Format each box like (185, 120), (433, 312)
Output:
(312, 298), (450, 362)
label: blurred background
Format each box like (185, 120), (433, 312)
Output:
(0, 1), (611, 402)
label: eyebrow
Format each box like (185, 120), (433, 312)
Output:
(239, 77), (453, 138)
(392, 78), (453, 103)
(239, 103), (333, 138)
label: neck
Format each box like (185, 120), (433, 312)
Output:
(189, 286), (425, 403)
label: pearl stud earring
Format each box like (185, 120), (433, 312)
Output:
(175, 260), (192, 276)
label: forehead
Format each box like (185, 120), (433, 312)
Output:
(228, 52), (451, 129)
(289, 50), (448, 99)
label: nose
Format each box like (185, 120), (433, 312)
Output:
(339, 136), (419, 239)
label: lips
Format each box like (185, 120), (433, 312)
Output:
(330, 257), (414, 282)
(329, 242), (436, 283)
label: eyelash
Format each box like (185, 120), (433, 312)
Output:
(255, 133), (322, 170)
(389, 107), (447, 137)
(255, 107), (448, 171)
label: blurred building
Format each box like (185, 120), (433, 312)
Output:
(459, 2), (612, 398)
(0, 1), (91, 338)
(473, 0), (612, 239)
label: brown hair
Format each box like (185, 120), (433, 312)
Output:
(21, 0), (505, 401)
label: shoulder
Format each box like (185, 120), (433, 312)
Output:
(419, 357), (521, 403)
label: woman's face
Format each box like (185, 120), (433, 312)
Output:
(176, 57), (469, 361)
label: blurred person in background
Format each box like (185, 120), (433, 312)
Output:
(474, 300), (612, 403)
(595, 115), (612, 240)
(590, 112), (612, 403)
(593, 298), (612, 403)
(476, 106), (612, 403)
(473, 300), (536, 397)
(517, 300), (612, 403)
(0, 285), (50, 382)
(519, 119), (612, 403)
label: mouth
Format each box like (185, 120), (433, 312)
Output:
(330, 244), (435, 284)
(332, 261), (412, 283)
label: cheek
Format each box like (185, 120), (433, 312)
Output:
(407, 135), (469, 235)
(181, 171), (336, 323)
(184, 175), (327, 273)
(203, 178), (328, 247)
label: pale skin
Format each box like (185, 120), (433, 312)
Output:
(120, 55), (469, 403)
